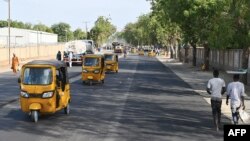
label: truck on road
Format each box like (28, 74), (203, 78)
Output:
(63, 40), (95, 65)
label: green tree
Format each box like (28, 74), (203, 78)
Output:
(11, 21), (25, 28)
(51, 22), (73, 42)
(90, 16), (116, 47)
(0, 20), (33, 30)
(121, 14), (157, 46)
(33, 23), (53, 33)
(23, 23), (32, 29)
(151, 0), (250, 83)
(210, 0), (250, 84)
(152, 0), (226, 66)
(73, 28), (86, 40)
(121, 23), (138, 46)
(0, 20), (8, 27)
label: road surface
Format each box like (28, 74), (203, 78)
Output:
(0, 54), (229, 141)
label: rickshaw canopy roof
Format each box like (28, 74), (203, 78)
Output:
(104, 53), (117, 56)
(84, 54), (104, 58)
(24, 60), (67, 69)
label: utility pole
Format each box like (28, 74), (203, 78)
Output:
(64, 30), (68, 42)
(37, 28), (39, 56)
(8, 0), (11, 64)
(83, 21), (89, 39)
(5, 0), (11, 64)
(36, 21), (41, 56)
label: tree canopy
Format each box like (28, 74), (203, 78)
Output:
(89, 16), (116, 47)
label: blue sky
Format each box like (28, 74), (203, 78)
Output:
(0, 0), (151, 31)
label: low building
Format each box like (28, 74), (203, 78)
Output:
(0, 27), (58, 47)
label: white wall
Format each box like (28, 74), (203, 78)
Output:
(0, 27), (58, 47)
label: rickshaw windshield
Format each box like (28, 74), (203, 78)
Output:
(84, 58), (99, 66)
(23, 68), (53, 85)
(104, 55), (113, 61)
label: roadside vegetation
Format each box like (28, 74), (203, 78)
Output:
(120, 0), (250, 84)
(0, 16), (116, 45)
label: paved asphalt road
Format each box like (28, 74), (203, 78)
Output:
(0, 55), (229, 141)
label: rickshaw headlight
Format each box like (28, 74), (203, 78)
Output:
(93, 70), (100, 74)
(21, 91), (29, 98)
(82, 69), (88, 73)
(42, 92), (54, 98)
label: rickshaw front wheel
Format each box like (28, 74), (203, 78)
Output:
(31, 110), (38, 123)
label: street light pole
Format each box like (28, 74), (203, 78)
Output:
(7, 0), (11, 64)
(37, 28), (39, 56)
(36, 21), (41, 56)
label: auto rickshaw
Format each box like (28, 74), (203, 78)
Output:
(82, 54), (105, 85)
(138, 49), (144, 56)
(104, 53), (119, 73)
(18, 60), (71, 123)
(131, 47), (136, 53)
(148, 50), (156, 57)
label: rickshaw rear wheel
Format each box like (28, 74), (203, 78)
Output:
(31, 110), (38, 123)
(101, 79), (104, 84)
(64, 103), (70, 115)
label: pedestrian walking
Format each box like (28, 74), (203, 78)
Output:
(56, 51), (62, 61)
(63, 51), (68, 58)
(123, 48), (127, 58)
(207, 70), (226, 131)
(68, 51), (73, 67)
(156, 48), (160, 56)
(226, 74), (246, 125)
(11, 53), (20, 74)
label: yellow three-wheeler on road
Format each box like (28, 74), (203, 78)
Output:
(82, 54), (106, 85)
(104, 53), (119, 73)
(148, 50), (156, 57)
(138, 49), (144, 56)
(18, 60), (71, 123)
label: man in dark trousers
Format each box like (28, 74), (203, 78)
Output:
(56, 51), (62, 61)
(207, 70), (226, 131)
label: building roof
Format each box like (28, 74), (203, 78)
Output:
(0, 27), (57, 35)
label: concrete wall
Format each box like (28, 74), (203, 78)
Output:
(0, 44), (64, 66)
(186, 47), (245, 70)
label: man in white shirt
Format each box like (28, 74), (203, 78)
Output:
(207, 70), (226, 131)
(226, 74), (246, 125)
(68, 52), (73, 68)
